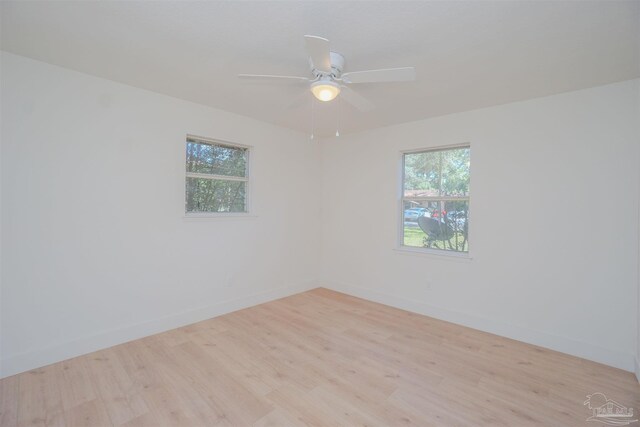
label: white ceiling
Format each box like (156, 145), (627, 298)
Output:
(2, 1), (639, 136)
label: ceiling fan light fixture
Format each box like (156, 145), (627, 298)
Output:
(311, 80), (340, 102)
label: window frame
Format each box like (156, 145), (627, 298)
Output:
(397, 143), (471, 258)
(184, 134), (252, 217)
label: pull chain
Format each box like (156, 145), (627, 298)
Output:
(310, 96), (315, 141)
(335, 96), (340, 137)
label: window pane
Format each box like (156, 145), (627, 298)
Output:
(403, 200), (469, 252)
(403, 151), (441, 197)
(403, 147), (470, 197)
(186, 140), (247, 177)
(186, 178), (246, 213)
(441, 147), (470, 197)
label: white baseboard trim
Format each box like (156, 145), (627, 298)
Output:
(323, 281), (636, 373)
(1, 281), (317, 379)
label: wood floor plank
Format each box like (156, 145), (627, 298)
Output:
(117, 411), (161, 427)
(264, 384), (344, 427)
(64, 399), (112, 427)
(252, 408), (302, 427)
(55, 357), (98, 413)
(138, 385), (201, 427)
(83, 350), (149, 426)
(1, 288), (638, 427)
(17, 365), (65, 427)
(169, 341), (273, 425)
(140, 338), (235, 427)
(0, 375), (19, 427)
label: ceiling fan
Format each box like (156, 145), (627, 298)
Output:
(238, 35), (416, 111)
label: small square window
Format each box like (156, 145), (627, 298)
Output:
(185, 136), (249, 214)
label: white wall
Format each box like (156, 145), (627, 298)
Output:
(320, 79), (640, 371)
(0, 52), (320, 377)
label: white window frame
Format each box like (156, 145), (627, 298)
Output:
(184, 134), (252, 218)
(397, 143), (471, 259)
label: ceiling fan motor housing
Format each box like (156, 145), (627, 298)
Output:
(310, 52), (345, 79)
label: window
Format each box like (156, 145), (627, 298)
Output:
(185, 136), (249, 214)
(401, 145), (470, 253)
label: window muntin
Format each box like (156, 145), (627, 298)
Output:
(185, 137), (249, 213)
(402, 146), (470, 253)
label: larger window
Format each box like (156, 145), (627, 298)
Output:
(185, 136), (249, 214)
(401, 145), (470, 253)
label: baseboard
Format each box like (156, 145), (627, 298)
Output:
(323, 281), (636, 372)
(0, 281), (317, 379)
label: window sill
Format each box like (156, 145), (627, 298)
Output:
(183, 213), (258, 220)
(393, 246), (473, 262)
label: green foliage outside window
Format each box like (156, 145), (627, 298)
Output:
(185, 138), (248, 213)
(403, 146), (470, 253)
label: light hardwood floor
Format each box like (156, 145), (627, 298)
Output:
(1, 288), (638, 426)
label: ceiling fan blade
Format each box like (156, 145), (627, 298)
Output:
(304, 35), (332, 73)
(238, 74), (309, 82)
(340, 86), (374, 111)
(342, 67), (415, 84)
